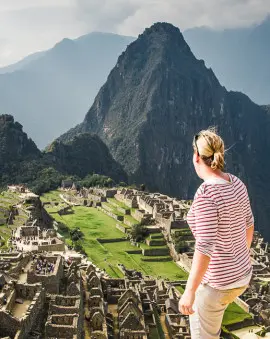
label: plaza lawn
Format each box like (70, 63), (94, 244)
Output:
(42, 199), (187, 281)
(223, 303), (252, 326)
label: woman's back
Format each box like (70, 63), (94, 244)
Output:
(187, 173), (253, 288)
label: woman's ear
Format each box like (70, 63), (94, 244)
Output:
(194, 151), (200, 163)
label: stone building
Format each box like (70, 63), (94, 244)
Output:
(27, 255), (64, 294)
(0, 281), (45, 339)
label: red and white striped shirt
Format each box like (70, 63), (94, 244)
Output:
(187, 173), (254, 289)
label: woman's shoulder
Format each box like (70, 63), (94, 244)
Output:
(194, 182), (216, 201)
(228, 173), (248, 190)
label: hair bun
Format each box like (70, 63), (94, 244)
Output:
(211, 151), (224, 171)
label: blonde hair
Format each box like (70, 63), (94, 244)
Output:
(193, 127), (225, 171)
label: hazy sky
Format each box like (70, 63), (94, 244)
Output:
(0, 0), (269, 66)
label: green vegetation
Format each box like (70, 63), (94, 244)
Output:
(107, 197), (130, 209)
(42, 192), (187, 281)
(129, 224), (148, 242)
(222, 303), (252, 326)
(0, 226), (11, 250)
(80, 174), (115, 188)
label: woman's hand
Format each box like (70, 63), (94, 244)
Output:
(179, 289), (195, 315)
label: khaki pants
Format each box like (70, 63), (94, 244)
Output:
(189, 284), (247, 339)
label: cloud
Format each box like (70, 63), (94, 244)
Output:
(116, 0), (270, 35)
(0, 0), (269, 66)
(74, 0), (140, 32)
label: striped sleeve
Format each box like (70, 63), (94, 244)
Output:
(244, 187), (254, 229)
(193, 194), (219, 258)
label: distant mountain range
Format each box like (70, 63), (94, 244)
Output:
(184, 15), (270, 105)
(0, 32), (134, 148)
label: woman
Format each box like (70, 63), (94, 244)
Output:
(179, 128), (254, 339)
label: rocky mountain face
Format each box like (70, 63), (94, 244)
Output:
(0, 115), (41, 175)
(45, 134), (127, 182)
(0, 115), (127, 192)
(184, 16), (270, 105)
(61, 22), (270, 240)
(0, 32), (134, 148)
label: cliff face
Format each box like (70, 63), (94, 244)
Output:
(61, 23), (270, 239)
(45, 133), (127, 182)
(0, 114), (40, 164)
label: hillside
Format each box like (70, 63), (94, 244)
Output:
(184, 15), (270, 104)
(44, 133), (127, 182)
(0, 32), (134, 148)
(60, 22), (270, 240)
(0, 115), (127, 193)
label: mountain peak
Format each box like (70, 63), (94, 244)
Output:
(139, 22), (187, 48)
(144, 22), (182, 35)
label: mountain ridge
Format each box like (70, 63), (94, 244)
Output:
(0, 114), (127, 193)
(184, 15), (270, 105)
(0, 32), (135, 148)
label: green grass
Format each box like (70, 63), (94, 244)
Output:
(41, 190), (62, 202)
(0, 226), (12, 249)
(222, 303), (252, 326)
(140, 243), (167, 250)
(42, 195), (188, 281)
(108, 197), (130, 209)
(175, 286), (185, 294)
(123, 214), (139, 225)
(149, 327), (160, 339)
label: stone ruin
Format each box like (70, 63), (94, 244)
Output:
(0, 280), (45, 339)
(11, 225), (65, 253)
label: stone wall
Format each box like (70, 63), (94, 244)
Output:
(97, 238), (127, 244)
(116, 224), (129, 234)
(123, 217), (137, 227)
(27, 256), (63, 294)
(97, 206), (124, 221)
(45, 314), (80, 339)
(137, 197), (154, 215)
(131, 210), (152, 225)
(142, 248), (169, 256)
(37, 242), (65, 252)
(20, 226), (38, 237)
(0, 285), (45, 339)
(8, 255), (30, 278)
(88, 194), (106, 203)
(0, 310), (21, 338)
(50, 296), (81, 315)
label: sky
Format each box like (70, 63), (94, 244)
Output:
(0, 0), (270, 67)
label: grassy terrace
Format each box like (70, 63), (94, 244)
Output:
(102, 201), (139, 226)
(42, 191), (187, 280)
(0, 191), (28, 249)
(223, 303), (252, 326)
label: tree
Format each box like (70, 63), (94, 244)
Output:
(129, 224), (148, 242)
(140, 184), (146, 191)
(70, 228), (83, 243)
(175, 240), (189, 254)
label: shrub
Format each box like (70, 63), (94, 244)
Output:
(129, 224), (148, 242)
